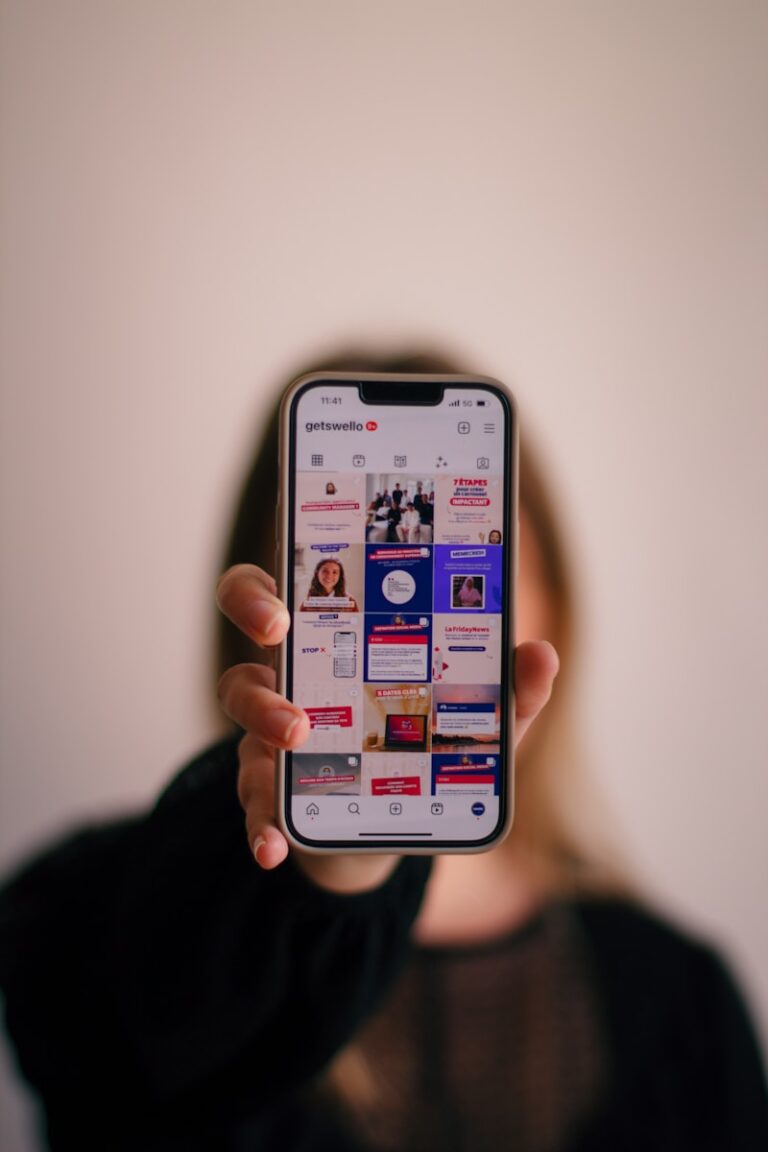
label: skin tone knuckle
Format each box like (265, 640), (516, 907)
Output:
(245, 686), (271, 733)
(240, 563), (275, 597)
(236, 771), (252, 810)
(237, 737), (262, 807)
(215, 567), (240, 614)
(244, 805), (268, 853)
(232, 676), (258, 728)
(238, 734), (275, 799)
(217, 668), (240, 717)
(224, 673), (271, 733)
(251, 664), (276, 690)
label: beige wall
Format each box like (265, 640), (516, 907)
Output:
(1, 1), (767, 1142)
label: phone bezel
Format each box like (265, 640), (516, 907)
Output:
(277, 371), (518, 854)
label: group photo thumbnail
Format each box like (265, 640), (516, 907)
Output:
(366, 473), (435, 543)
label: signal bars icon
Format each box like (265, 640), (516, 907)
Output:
(448, 399), (461, 407)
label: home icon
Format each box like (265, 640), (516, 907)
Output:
(306, 803), (320, 817)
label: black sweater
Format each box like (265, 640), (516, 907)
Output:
(1, 736), (766, 1151)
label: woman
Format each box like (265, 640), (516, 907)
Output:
(399, 501), (422, 543)
(386, 499), (401, 543)
(455, 574), (483, 608)
(1, 349), (766, 1152)
(212, 348), (768, 1145)
(299, 557), (359, 611)
(418, 490), (434, 543)
(367, 497), (390, 543)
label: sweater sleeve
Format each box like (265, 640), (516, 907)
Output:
(574, 899), (768, 1152)
(0, 736), (432, 1146)
(681, 943), (768, 1151)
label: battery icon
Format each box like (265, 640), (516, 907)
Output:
(476, 399), (487, 406)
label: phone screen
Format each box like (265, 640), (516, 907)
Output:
(282, 376), (515, 849)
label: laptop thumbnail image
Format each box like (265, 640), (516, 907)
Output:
(384, 713), (428, 751)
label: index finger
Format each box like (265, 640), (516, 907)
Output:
(216, 564), (291, 647)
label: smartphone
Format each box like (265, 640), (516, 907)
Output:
(333, 631), (357, 678)
(277, 372), (517, 852)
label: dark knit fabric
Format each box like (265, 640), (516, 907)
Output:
(1, 736), (766, 1151)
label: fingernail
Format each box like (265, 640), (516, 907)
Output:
(253, 835), (266, 864)
(264, 708), (302, 743)
(248, 600), (287, 640)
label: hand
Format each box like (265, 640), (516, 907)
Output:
(216, 564), (559, 893)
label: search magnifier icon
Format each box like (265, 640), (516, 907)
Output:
(347, 802), (360, 814)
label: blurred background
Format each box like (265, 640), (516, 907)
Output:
(1, 1), (766, 1144)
